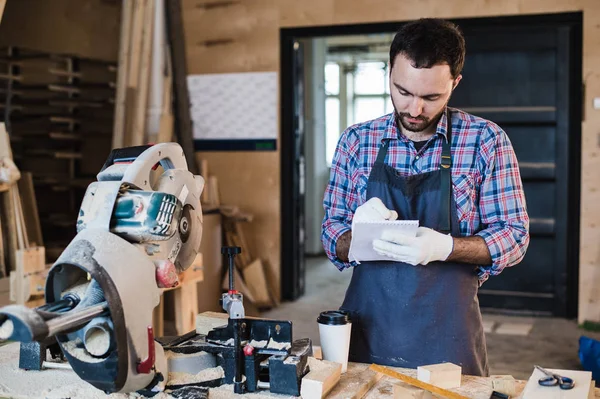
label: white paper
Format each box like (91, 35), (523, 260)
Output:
(349, 220), (419, 263)
(187, 72), (278, 140)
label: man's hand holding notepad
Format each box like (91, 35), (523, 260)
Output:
(349, 219), (419, 263)
(348, 197), (419, 263)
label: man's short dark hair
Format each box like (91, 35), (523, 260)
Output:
(389, 18), (466, 79)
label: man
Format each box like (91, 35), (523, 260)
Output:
(321, 18), (529, 377)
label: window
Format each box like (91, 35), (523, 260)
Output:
(349, 61), (390, 125)
(325, 62), (341, 166)
(325, 60), (392, 166)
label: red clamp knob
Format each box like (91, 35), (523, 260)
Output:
(243, 344), (255, 356)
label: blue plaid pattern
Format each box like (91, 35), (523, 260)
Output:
(321, 107), (530, 283)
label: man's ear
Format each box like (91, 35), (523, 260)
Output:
(452, 74), (463, 90)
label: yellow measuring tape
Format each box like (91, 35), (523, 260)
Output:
(369, 364), (471, 399)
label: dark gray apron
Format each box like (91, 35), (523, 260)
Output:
(340, 110), (488, 376)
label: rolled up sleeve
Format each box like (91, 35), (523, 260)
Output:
(475, 122), (530, 281)
(321, 128), (360, 270)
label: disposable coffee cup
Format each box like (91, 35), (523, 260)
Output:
(317, 310), (352, 373)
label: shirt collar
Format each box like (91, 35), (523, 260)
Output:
(383, 107), (451, 142)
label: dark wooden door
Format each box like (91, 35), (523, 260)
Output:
(449, 18), (582, 316)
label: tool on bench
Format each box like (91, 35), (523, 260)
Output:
(370, 364), (470, 399)
(534, 365), (575, 390)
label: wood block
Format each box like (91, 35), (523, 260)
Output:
(589, 380), (595, 399)
(521, 367), (592, 399)
(490, 375), (516, 396)
(10, 269), (47, 304)
(195, 311), (229, 335)
(328, 367), (382, 399)
(313, 345), (322, 360)
(153, 298), (165, 337)
(17, 173), (43, 247)
(241, 259), (272, 308)
(300, 357), (342, 399)
(0, 276), (10, 306)
(0, 123), (11, 159)
(173, 281), (199, 335)
(16, 247), (45, 275)
(208, 176), (220, 206)
(417, 362), (461, 389)
(394, 382), (432, 399)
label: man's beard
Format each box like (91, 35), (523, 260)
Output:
(396, 108), (445, 133)
(391, 96), (447, 133)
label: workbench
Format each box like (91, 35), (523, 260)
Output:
(0, 342), (598, 398)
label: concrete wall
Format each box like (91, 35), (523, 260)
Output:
(186, 0), (600, 322)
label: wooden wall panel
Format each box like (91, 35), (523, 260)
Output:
(0, 0), (120, 61)
(199, 151), (280, 299)
(185, 0), (600, 322)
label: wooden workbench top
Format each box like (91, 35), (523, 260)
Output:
(0, 342), (598, 398)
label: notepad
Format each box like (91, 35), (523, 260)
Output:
(349, 219), (419, 263)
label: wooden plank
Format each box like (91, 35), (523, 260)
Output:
(17, 172), (43, 247)
(127, 0), (146, 89)
(112, 0), (134, 149)
(0, 123), (10, 158)
(393, 382), (431, 399)
(369, 365), (470, 399)
(241, 259), (272, 308)
(165, 0), (198, 174)
(1, 190), (18, 273)
(0, 211), (4, 277)
(130, 0), (155, 146)
(153, 298), (164, 337)
(157, 61), (174, 143)
(328, 367), (383, 399)
(0, 0), (6, 24)
(16, 247), (45, 275)
(301, 357), (342, 399)
(195, 311), (228, 335)
(0, 276), (10, 306)
(173, 281), (199, 335)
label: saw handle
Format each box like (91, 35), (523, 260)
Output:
(100, 145), (153, 171)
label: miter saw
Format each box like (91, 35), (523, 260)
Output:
(0, 143), (313, 397)
(0, 143), (204, 394)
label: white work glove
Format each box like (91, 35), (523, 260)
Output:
(372, 227), (454, 265)
(353, 197), (398, 223)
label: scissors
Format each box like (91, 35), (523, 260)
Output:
(534, 365), (575, 390)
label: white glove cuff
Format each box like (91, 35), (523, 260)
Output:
(436, 234), (454, 262)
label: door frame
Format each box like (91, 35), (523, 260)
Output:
(280, 12), (582, 318)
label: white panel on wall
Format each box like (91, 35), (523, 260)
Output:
(187, 72), (278, 140)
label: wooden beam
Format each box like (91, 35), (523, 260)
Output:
(17, 172), (43, 247)
(0, 0), (6, 25)
(112, 0), (134, 149)
(165, 0), (198, 174)
(300, 357), (342, 399)
(131, 0), (155, 146)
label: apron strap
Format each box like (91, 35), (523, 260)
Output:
(439, 108), (453, 233)
(374, 139), (391, 166)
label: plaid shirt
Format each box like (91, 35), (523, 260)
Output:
(321, 107), (530, 284)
